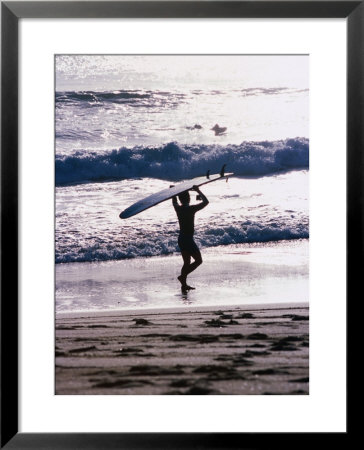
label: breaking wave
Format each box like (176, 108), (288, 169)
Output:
(56, 137), (309, 186)
(55, 220), (309, 264)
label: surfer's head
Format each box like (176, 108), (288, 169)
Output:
(178, 191), (190, 206)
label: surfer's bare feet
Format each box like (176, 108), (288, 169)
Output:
(181, 285), (188, 294)
(178, 275), (191, 294)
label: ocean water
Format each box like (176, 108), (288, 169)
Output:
(55, 55), (309, 311)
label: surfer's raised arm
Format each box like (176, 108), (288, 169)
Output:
(192, 185), (209, 210)
(172, 196), (179, 210)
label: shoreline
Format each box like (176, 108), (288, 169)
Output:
(56, 301), (309, 395)
(56, 239), (309, 313)
(56, 300), (308, 319)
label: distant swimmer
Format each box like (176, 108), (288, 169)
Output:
(172, 186), (209, 294)
(186, 124), (203, 130)
(211, 124), (227, 136)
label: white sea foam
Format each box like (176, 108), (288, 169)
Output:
(56, 171), (308, 263)
(55, 138), (308, 186)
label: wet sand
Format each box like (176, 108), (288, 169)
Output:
(56, 240), (309, 312)
(56, 302), (309, 395)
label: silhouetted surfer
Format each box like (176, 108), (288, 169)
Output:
(172, 186), (209, 294)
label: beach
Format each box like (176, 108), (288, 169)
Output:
(56, 302), (309, 395)
(56, 240), (309, 395)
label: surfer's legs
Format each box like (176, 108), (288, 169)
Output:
(186, 251), (202, 275)
(177, 235), (202, 292)
(178, 250), (202, 292)
(178, 251), (191, 288)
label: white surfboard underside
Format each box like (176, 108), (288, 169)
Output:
(120, 172), (233, 219)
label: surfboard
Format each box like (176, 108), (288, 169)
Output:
(119, 164), (233, 219)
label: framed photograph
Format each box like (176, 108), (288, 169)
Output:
(2, 1), (357, 448)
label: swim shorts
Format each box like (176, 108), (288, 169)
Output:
(178, 233), (200, 254)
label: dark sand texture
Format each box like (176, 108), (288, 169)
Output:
(56, 303), (309, 395)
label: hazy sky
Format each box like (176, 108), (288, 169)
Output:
(56, 55), (309, 92)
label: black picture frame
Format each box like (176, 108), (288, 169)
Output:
(1, 1), (357, 448)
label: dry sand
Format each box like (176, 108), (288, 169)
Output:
(56, 302), (309, 395)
